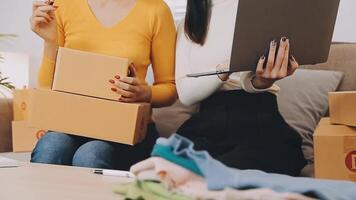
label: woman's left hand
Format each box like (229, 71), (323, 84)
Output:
(109, 64), (152, 103)
(252, 37), (299, 89)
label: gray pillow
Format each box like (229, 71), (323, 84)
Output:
(275, 69), (344, 167)
(153, 100), (199, 138)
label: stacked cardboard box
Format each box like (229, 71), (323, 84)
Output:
(12, 89), (46, 152)
(314, 92), (356, 182)
(27, 47), (150, 146)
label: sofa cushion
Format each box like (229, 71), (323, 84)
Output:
(302, 43), (356, 91)
(153, 100), (198, 138)
(275, 69), (343, 167)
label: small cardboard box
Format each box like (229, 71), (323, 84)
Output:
(12, 121), (47, 152)
(329, 91), (356, 127)
(28, 89), (150, 145)
(314, 118), (356, 181)
(52, 47), (130, 101)
(13, 89), (29, 121)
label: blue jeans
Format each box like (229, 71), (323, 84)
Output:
(31, 124), (159, 170)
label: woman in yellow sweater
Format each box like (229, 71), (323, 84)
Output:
(30, 0), (177, 170)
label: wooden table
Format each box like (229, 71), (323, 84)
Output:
(0, 162), (131, 200)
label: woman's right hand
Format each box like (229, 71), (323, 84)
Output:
(30, 1), (58, 44)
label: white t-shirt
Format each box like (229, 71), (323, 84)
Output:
(175, 0), (279, 106)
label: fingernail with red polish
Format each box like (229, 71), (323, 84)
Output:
(109, 79), (115, 84)
(111, 88), (117, 92)
(115, 75), (120, 80)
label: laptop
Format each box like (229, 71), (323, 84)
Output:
(187, 0), (341, 77)
(0, 156), (20, 168)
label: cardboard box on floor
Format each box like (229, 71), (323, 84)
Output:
(12, 121), (47, 152)
(52, 47), (130, 101)
(329, 91), (356, 127)
(314, 118), (356, 181)
(28, 89), (150, 145)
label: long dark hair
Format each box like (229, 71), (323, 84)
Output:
(184, 0), (212, 45)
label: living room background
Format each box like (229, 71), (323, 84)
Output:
(0, 0), (355, 87)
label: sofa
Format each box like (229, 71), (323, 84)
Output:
(1, 43), (356, 175)
(153, 43), (356, 136)
(0, 89), (13, 152)
(153, 43), (356, 176)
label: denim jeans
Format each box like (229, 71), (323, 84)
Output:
(31, 123), (159, 170)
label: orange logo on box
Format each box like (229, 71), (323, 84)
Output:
(36, 130), (47, 139)
(20, 102), (27, 111)
(345, 151), (356, 173)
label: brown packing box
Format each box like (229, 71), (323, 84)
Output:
(13, 89), (29, 121)
(314, 118), (356, 181)
(28, 89), (151, 145)
(329, 91), (356, 127)
(52, 47), (130, 101)
(12, 121), (47, 152)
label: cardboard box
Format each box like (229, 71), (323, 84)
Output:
(314, 118), (356, 181)
(329, 91), (356, 127)
(28, 89), (150, 145)
(12, 121), (47, 152)
(52, 47), (130, 101)
(13, 89), (29, 121)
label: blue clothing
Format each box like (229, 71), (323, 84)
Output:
(31, 124), (159, 170)
(151, 143), (203, 176)
(154, 134), (356, 200)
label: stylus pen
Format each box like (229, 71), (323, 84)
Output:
(93, 169), (136, 178)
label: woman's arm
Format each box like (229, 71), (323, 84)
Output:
(239, 71), (280, 93)
(175, 22), (224, 106)
(149, 3), (178, 108)
(31, 0), (64, 88)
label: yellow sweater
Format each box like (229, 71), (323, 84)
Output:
(38, 0), (177, 107)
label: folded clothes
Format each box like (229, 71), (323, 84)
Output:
(151, 141), (203, 176)
(155, 134), (356, 200)
(131, 157), (313, 200)
(113, 180), (193, 200)
(131, 157), (204, 189)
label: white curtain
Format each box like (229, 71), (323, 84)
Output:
(164, 0), (186, 21)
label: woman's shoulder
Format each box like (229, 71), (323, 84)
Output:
(139, 0), (171, 15)
(53, 0), (80, 14)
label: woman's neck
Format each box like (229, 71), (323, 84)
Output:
(96, 0), (133, 6)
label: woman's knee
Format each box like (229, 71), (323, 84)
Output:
(30, 132), (78, 165)
(72, 140), (116, 169)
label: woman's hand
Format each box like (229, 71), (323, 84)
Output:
(109, 64), (152, 103)
(252, 37), (299, 89)
(216, 60), (231, 81)
(30, 1), (58, 44)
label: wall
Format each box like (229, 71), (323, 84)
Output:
(0, 0), (355, 87)
(0, 0), (42, 87)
